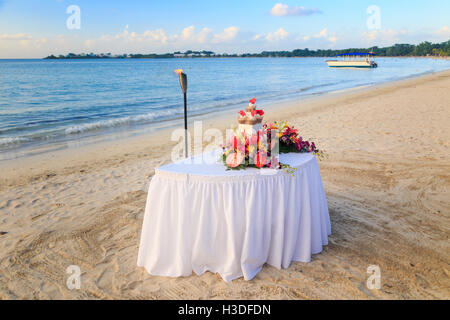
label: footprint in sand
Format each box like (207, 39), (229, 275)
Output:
(46, 173), (57, 179)
(0, 200), (12, 209)
(31, 214), (45, 221)
(127, 281), (142, 290)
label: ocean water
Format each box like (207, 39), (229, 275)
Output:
(1, 57), (449, 159)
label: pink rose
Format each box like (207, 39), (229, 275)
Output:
(226, 152), (244, 168)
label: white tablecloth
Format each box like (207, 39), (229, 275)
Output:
(137, 152), (331, 282)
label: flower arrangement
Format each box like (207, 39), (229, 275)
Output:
(264, 121), (327, 160)
(223, 129), (272, 170)
(222, 121), (326, 174)
(238, 98), (265, 125)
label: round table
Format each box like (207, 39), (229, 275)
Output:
(137, 152), (331, 282)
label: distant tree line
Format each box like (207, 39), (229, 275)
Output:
(44, 39), (450, 59)
(248, 40), (450, 57)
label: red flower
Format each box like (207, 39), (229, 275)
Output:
(255, 152), (267, 168)
(239, 110), (246, 117)
(249, 98), (256, 104)
(256, 110), (264, 116)
(251, 110), (257, 117)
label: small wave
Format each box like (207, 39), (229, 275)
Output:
(299, 82), (340, 92)
(0, 136), (31, 146)
(65, 109), (178, 135)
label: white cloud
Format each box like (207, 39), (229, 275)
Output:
(435, 26), (450, 36)
(195, 27), (213, 43)
(270, 3), (321, 17)
(0, 33), (53, 58)
(361, 29), (402, 45)
(315, 28), (328, 38)
(317, 28), (338, 44)
(0, 33), (32, 40)
(2, 25), (449, 59)
(266, 28), (289, 42)
(0, 33), (47, 49)
(212, 26), (239, 43)
(359, 26), (450, 47)
(182, 25), (195, 40)
(143, 29), (168, 44)
(170, 25), (212, 44)
(82, 26), (239, 54)
(328, 36), (338, 44)
(89, 26), (214, 49)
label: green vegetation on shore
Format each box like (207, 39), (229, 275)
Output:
(44, 39), (450, 59)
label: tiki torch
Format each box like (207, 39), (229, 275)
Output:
(174, 69), (188, 158)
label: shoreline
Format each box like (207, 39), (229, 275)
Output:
(1, 55), (448, 60)
(1, 69), (449, 184)
(1, 66), (449, 164)
(0, 69), (449, 299)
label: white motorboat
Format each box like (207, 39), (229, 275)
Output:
(326, 53), (378, 68)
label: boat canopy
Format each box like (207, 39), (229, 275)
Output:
(335, 52), (376, 57)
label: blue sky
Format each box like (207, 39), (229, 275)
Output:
(0, 0), (449, 58)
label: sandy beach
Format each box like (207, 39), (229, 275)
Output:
(0, 70), (449, 300)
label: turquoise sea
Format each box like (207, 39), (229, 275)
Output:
(1, 57), (449, 159)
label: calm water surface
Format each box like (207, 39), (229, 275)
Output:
(0, 57), (449, 159)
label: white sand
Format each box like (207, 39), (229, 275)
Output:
(0, 70), (449, 299)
